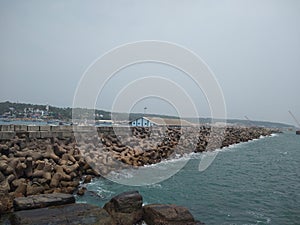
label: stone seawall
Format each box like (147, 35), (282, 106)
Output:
(0, 125), (129, 140)
(0, 125), (279, 214)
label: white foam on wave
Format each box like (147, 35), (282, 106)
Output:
(144, 183), (162, 189)
(76, 200), (87, 204)
(142, 154), (192, 169)
(99, 133), (279, 185)
(95, 186), (114, 195)
(108, 170), (134, 179)
(247, 210), (271, 224)
(83, 179), (115, 199)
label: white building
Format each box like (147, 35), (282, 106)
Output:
(130, 117), (193, 127)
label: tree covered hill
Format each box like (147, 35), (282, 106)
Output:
(0, 101), (293, 128)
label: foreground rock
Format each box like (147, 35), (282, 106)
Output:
(104, 191), (143, 225)
(143, 204), (203, 225)
(11, 203), (115, 225)
(8, 191), (205, 225)
(13, 193), (75, 211)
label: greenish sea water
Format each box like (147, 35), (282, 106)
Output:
(77, 132), (300, 225)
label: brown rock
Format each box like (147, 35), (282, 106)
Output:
(15, 161), (26, 178)
(68, 154), (76, 163)
(60, 180), (79, 188)
(43, 172), (52, 181)
(0, 177), (11, 193)
(62, 186), (76, 194)
(31, 151), (43, 161)
(32, 170), (45, 178)
(63, 163), (79, 174)
(83, 175), (92, 184)
(143, 204), (199, 225)
(53, 144), (66, 156)
(55, 165), (71, 180)
(11, 178), (26, 189)
(35, 161), (45, 170)
(4, 165), (14, 176)
(24, 157), (33, 177)
(11, 203), (116, 225)
(0, 193), (14, 213)
(0, 160), (8, 172)
(45, 145), (59, 161)
(77, 187), (87, 196)
(14, 182), (27, 196)
(26, 184), (45, 196)
(104, 191), (143, 225)
(13, 193), (75, 211)
(50, 173), (62, 188)
(0, 171), (5, 182)
(7, 173), (16, 183)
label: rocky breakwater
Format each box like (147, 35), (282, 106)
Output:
(0, 125), (278, 214)
(79, 126), (278, 173)
(0, 136), (97, 214)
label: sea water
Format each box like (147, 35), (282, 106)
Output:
(77, 132), (300, 225)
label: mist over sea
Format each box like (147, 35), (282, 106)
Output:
(77, 132), (300, 225)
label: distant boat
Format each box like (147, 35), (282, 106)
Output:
(296, 130), (300, 135)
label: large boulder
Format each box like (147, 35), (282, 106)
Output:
(13, 193), (75, 211)
(0, 193), (14, 214)
(143, 204), (203, 225)
(104, 190), (143, 225)
(11, 203), (116, 225)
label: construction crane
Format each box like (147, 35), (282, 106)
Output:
(244, 116), (254, 127)
(288, 110), (300, 135)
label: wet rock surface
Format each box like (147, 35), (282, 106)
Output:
(104, 191), (143, 225)
(0, 136), (97, 213)
(10, 203), (116, 225)
(77, 126), (278, 176)
(143, 204), (204, 225)
(0, 125), (279, 213)
(7, 191), (205, 225)
(13, 193), (75, 211)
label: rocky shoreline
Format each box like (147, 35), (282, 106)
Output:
(0, 125), (279, 216)
(4, 191), (204, 225)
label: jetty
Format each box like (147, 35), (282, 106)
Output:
(0, 124), (279, 215)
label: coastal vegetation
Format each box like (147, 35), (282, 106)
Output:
(0, 101), (293, 128)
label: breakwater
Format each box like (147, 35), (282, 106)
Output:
(0, 125), (278, 214)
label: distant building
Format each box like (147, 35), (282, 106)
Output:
(95, 120), (113, 126)
(130, 117), (193, 127)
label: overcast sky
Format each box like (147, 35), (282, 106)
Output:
(0, 0), (299, 125)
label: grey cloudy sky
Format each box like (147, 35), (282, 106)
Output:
(0, 0), (299, 125)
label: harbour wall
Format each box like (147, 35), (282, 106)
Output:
(0, 125), (127, 140)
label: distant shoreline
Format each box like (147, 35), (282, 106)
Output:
(0, 101), (295, 128)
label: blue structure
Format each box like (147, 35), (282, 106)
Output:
(130, 117), (155, 127)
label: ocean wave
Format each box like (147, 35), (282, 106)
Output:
(246, 210), (271, 224)
(107, 170), (134, 179)
(76, 200), (87, 204)
(145, 183), (162, 189)
(98, 134), (279, 184)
